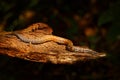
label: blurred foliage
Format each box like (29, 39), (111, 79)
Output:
(0, 0), (120, 80)
(98, 1), (120, 41)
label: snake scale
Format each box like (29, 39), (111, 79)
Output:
(13, 23), (98, 54)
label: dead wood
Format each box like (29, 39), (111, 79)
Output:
(0, 32), (106, 64)
(0, 23), (106, 64)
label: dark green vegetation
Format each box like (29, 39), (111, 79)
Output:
(0, 0), (120, 80)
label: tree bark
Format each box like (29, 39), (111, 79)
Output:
(0, 32), (106, 64)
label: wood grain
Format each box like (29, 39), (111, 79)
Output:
(0, 23), (106, 64)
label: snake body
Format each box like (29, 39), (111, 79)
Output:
(13, 32), (98, 54)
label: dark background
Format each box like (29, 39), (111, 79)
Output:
(0, 0), (120, 80)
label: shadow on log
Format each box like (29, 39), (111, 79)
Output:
(0, 23), (106, 64)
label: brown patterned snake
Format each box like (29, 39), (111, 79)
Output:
(13, 23), (98, 54)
